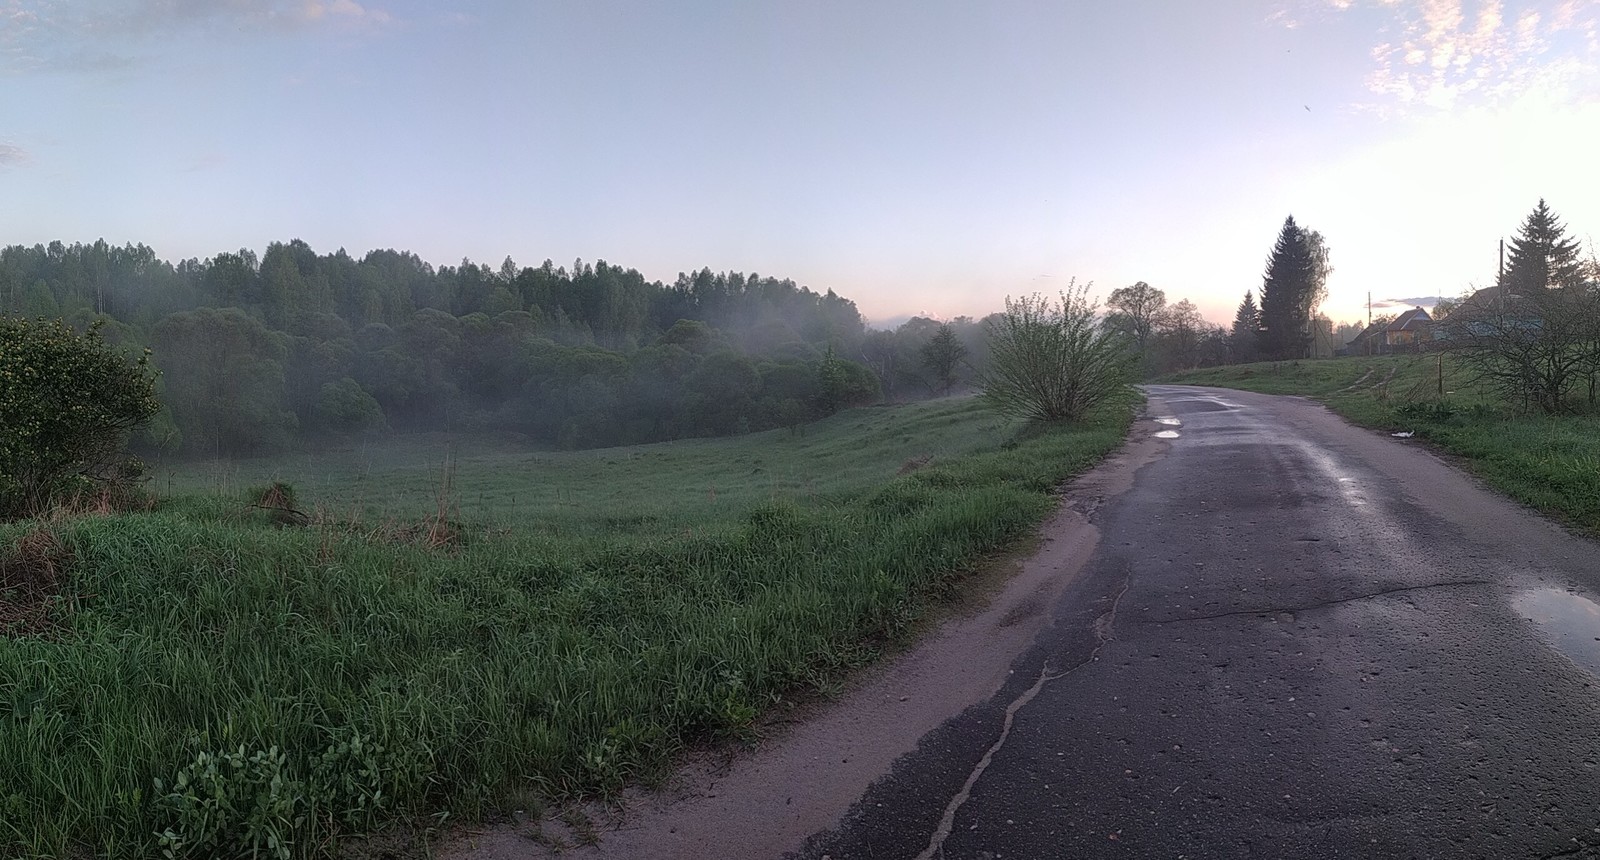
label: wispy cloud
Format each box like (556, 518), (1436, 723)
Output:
(1276, 0), (1600, 111)
(0, 143), (30, 167)
(78, 0), (393, 34)
(1372, 295), (1443, 308)
(2, 0), (394, 74)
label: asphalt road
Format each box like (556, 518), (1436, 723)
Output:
(793, 386), (1600, 860)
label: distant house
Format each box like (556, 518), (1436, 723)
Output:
(1340, 308), (1433, 355)
(1460, 285), (1514, 310)
(1441, 283), (1573, 342)
(1341, 323), (1381, 355)
(1385, 308), (1433, 350)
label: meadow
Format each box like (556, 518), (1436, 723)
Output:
(0, 395), (1134, 859)
(1163, 354), (1600, 535)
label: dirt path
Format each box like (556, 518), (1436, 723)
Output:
(1332, 366), (1375, 393)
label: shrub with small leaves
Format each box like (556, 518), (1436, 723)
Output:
(981, 283), (1135, 424)
(0, 316), (160, 518)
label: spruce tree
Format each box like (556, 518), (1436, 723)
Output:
(1500, 199), (1584, 293)
(1230, 290), (1260, 363)
(1257, 216), (1317, 361)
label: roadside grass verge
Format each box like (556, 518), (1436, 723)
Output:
(0, 395), (1135, 859)
(1161, 355), (1600, 533)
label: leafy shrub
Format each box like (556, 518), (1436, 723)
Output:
(0, 316), (160, 518)
(981, 283), (1135, 423)
(816, 348), (881, 414)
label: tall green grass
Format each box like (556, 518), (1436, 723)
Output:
(1162, 355), (1600, 534)
(0, 396), (1134, 858)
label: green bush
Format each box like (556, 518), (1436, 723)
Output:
(982, 283), (1135, 423)
(312, 377), (386, 438)
(0, 316), (160, 518)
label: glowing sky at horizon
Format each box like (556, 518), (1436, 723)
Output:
(3, 0), (1598, 328)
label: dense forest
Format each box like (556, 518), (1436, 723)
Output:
(0, 239), (954, 455)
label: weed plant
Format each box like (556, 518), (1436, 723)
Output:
(0, 396), (1134, 858)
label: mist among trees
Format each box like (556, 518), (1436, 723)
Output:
(0, 241), (890, 456)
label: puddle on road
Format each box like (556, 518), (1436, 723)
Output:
(1154, 417), (1182, 426)
(1152, 394), (1243, 412)
(1154, 430), (1180, 439)
(1513, 588), (1600, 676)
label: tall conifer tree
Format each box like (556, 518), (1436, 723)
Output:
(1258, 216), (1318, 361)
(1500, 199), (1584, 293)
(1231, 289), (1260, 362)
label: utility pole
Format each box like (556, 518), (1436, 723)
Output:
(1366, 292), (1374, 356)
(1499, 238), (1505, 281)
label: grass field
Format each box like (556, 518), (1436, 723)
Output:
(0, 395), (1135, 859)
(156, 397), (1053, 537)
(1162, 355), (1600, 535)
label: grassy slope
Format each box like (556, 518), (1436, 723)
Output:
(0, 396), (1135, 859)
(1162, 355), (1600, 534)
(157, 397), (1050, 536)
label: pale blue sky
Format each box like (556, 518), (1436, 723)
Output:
(3, 0), (1599, 326)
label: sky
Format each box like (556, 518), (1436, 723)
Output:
(3, 0), (1599, 328)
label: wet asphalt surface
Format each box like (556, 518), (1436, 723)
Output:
(793, 386), (1600, 860)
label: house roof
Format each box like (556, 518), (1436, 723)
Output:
(1458, 284), (1523, 314)
(1385, 308), (1432, 331)
(1349, 322), (1382, 342)
(1466, 285), (1512, 303)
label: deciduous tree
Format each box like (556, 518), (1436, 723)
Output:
(920, 323), (969, 396)
(1440, 285), (1600, 413)
(1105, 281), (1166, 352)
(1157, 299), (1206, 370)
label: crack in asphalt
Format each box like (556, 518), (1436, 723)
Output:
(1537, 843), (1596, 860)
(915, 576), (1132, 860)
(1145, 579), (1496, 625)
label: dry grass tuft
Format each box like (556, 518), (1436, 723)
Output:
(0, 528), (74, 636)
(249, 481), (310, 527)
(897, 454), (934, 475)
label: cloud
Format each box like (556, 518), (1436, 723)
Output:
(1373, 295), (1444, 308)
(0, 143), (29, 166)
(75, 0), (393, 33)
(1277, 0), (1600, 112)
(2, 0), (394, 73)
(286, 0), (392, 28)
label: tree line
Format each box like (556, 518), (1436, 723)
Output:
(0, 241), (887, 455)
(1101, 215), (1334, 376)
(1097, 199), (1600, 416)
